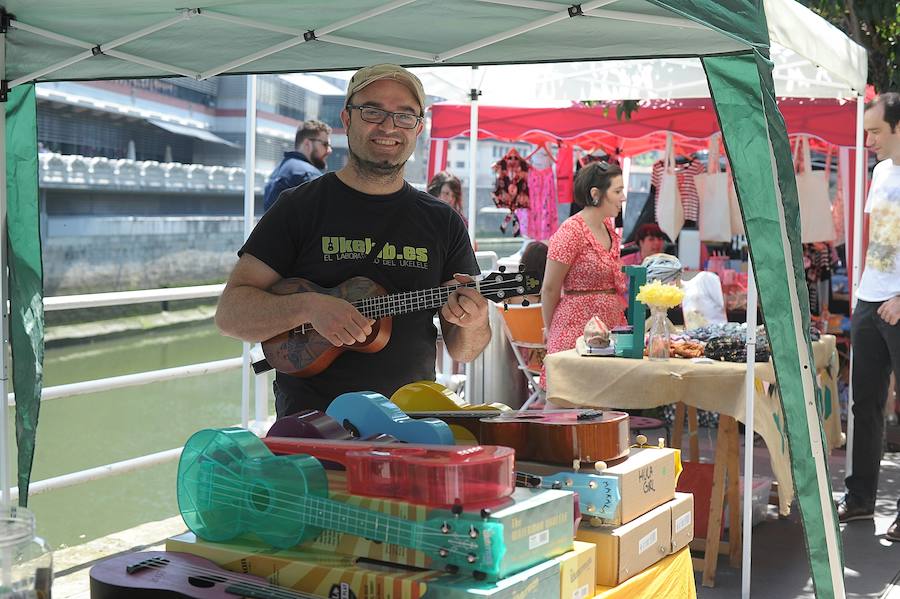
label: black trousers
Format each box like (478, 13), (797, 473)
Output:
(845, 299), (900, 510)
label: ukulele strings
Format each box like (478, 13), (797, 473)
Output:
(119, 557), (324, 599)
(349, 277), (527, 318)
(181, 472), (491, 561)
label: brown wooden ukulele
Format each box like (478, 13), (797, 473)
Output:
(479, 409), (630, 466)
(254, 269), (542, 377)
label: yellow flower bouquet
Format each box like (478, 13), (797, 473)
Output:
(635, 280), (685, 309)
(635, 280), (685, 360)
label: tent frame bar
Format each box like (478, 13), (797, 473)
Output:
(475, 0), (705, 30)
(436, 0), (617, 63)
(9, 11), (199, 86)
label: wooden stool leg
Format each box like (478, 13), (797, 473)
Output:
(702, 415), (731, 587)
(673, 402), (686, 450)
(687, 405), (700, 462)
(725, 416), (742, 567)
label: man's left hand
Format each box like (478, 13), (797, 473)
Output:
(877, 296), (900, 326)
(441, 273), (488, 328)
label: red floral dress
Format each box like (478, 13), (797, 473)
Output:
(545, 213), (627, 361)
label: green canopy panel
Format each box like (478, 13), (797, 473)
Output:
(0, 1), (864, 597)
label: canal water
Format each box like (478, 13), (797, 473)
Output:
(5, 320), (251, 550)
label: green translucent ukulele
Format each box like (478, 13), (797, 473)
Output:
(177, 427), (507, 580)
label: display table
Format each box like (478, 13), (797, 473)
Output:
(593, 547), (696, 598)
(545, 335), (838, 515)
(545, 335), (838, 586)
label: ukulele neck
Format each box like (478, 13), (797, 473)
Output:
(299, 494), (422, 547)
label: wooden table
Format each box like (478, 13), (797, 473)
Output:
(544, 337), (838, 586)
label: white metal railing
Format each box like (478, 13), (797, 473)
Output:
(19, 253), (499, 498)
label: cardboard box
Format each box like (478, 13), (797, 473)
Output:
(309, 472), (575, 578)
(556, 541), (596, 599)
(669, 492), (694, 553)
(519, 448), (681, 527)
(575, 494), (693, 587)
(166, 532), (563, 599)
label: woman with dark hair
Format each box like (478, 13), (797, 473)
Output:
(541, 161), (627, 372)
(428, 170), (465, 220)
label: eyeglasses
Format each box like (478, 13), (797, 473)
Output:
(346, 104), (423, 129)
(310, 138), (332, 149)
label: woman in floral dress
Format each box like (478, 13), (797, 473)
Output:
(541, 161), (627, 386)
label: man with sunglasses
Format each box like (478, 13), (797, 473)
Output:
(217, 64), (489, 418)
(263, 119), (333, 211)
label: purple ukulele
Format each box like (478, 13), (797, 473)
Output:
(89, 551), (326, 598)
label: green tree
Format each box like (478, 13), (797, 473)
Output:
(797, 1), (899, 92)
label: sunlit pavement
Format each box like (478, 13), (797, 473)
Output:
(694, 425), (900, 598)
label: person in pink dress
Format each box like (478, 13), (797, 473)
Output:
(541, 162), (628, 386)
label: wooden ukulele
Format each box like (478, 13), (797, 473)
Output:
(479, 409), (630, 466)
(90, 551), (323, 599)
(177, 428), (506, 580)
(255, 270), (542, 377)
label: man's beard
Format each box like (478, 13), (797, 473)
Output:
(347, 139), (404, 178)
(310, 153), (327, 170)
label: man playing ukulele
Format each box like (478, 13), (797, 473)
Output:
(215, 65), (490, 417)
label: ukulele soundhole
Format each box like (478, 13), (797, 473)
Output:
(188, 575), (226, 588)
(249, 483), (272, 512)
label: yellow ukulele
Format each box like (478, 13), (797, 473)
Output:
(391, 381), (510, 443)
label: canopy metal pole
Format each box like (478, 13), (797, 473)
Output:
(242, 74), (258, 429)
(846, 95), (865, 475)
(741, 257), (757, 598)
(465, 66), (479, 404)
(0, 26), (10, 503)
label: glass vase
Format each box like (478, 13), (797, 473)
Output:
(0, 504), (53, 599)
(647, 306), (671, 361)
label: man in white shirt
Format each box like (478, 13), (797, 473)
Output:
(837, 92), (900, 542)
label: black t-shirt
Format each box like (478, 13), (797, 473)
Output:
(239, 172), (478, 416)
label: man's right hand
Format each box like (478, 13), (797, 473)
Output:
(306, 293), (375, 346)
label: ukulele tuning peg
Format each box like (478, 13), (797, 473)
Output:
(521, 299), (530, 307)
(518, 263), (525, 272)
(572, 459), (581, 472)
(498, 265), (506, 273)
(468, 525), (479, 538)
(445, 564), (460, 574)
(658, 437), (666, 448)
(503, 302), (509, 311)
(480, 508), (492, 519)
(635, 434), (648, 446)
(473, 570), (488, 581)
(451, 503), (464, 517)
(593, 461), (607, 473)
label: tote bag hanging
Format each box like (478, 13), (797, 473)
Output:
(698, 134), (732, 242)
(656, 135), (685, 241)
(794, 135), (836, 243)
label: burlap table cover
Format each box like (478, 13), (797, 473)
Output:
(546, 335), (839, 514)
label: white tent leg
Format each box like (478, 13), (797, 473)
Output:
(846, 95), (865, 477)
(241, 74), (258, 429)
(742, 258), (757, 598)
(465, 66), (480, 405)
(0, 27), (10, 503)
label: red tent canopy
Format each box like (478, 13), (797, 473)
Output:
(430, 98), (857, 155)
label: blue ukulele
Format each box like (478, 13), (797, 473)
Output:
(326, 391), (455, 445)
(177, 428), (504, 579)
(516, 470), (620, 521)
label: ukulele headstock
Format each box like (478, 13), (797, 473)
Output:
(479, 270), (542, 303)
(423, 510), (506, 579)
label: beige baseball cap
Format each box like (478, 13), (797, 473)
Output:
(345, 64), (426, 114)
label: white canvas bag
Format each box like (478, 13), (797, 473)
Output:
(698, 134), (732, 242)
(794, 135), (836, 243)
(656, 135), (685, 240)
